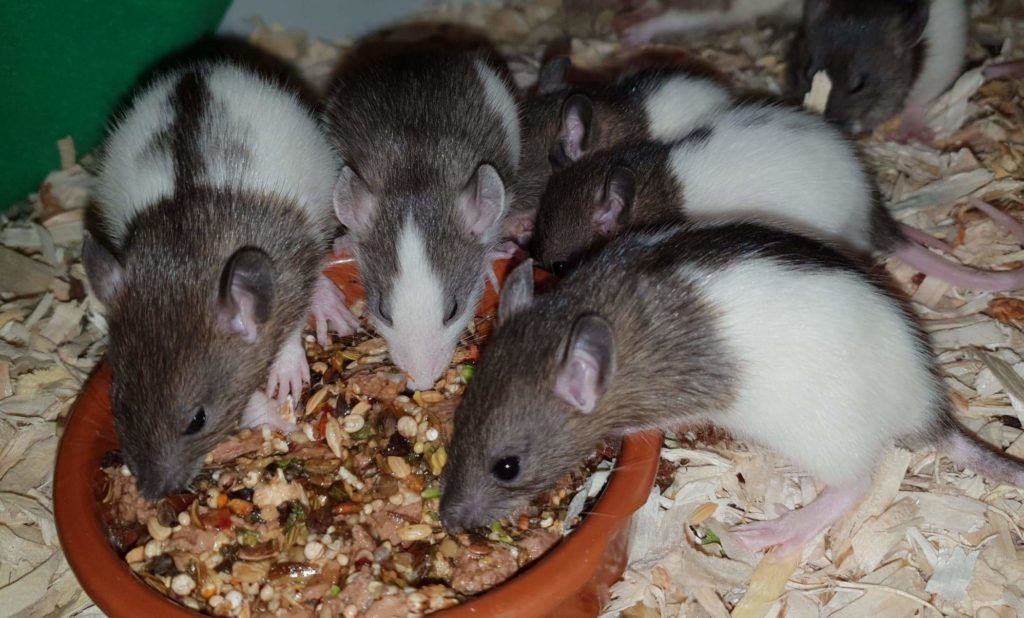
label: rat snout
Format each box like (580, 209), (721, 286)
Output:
(133, 458), (191, 501)
(390, 341), (454, 391)
(439, 494), (492, 533)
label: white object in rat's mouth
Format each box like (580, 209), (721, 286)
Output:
(803, 70), (833, 115)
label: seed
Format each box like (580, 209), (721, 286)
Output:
(425, 428), (439, 442)
(325, 415), (344, 457)
(178, 511), (191, 527)
(398, 524), (432, 542)
(272, 438), (290, 454)
(119, 465), (131, 477)
(200, 577), (219, 599)
(259, 584), (275, 602)
(439, 538), (459, 559)
(147, 516), (172, 541)
(468, 542), (492, 555)
(337, 553), (350, 566)
(343, 605), (358, 618)
(144, 539), (163, 559)
(304, 541), (325, 561)
(302, 423), (316, 442)
(343, 414), (365, 433)
(429, 446), (448, 476)
(351, 399), (372, 416)
(209, 594), (225, 609)
(171, 574), (196, 596)
(387, 456), (411, 479)
(388, 494), (403, 506)
(540, 516), (554, 528)
(397, 416), (418, 439)
(305, 388), (330, 416)
(413, 442), (424, 454)
(125, 546), (146, 563)
(226, 590), (243, 610)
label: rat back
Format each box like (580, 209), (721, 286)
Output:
(668, 102), (876, 251)
(324, 43), (520, 389)
(87, 61), (336, 498)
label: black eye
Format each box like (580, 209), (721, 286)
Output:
(491, 456), (520, 482)
(185, 408), (206, 435)
(443, 297), (459, 325)
(552, 261), (571, 278)
(377, 299), (393, 327)
(849, 73), (868, 94)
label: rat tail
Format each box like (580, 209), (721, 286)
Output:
(943, 420), (1024, 488)
(891, 199), (1024, 293)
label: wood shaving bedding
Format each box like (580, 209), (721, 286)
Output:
(3, 1), (1024, 616)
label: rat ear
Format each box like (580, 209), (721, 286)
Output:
(82, 233), (124, 306)
(899, 0), (929, 42)
(216, 247), (274, 343)
(457, 163), (506, 239)
(537, 56), (571, 95)
(554, 94), (594, 166)
(333, 166), (377, 234)
(554, 314), (616, 414)
(498, 259), (535, 325)
(592, 166), (635, 237)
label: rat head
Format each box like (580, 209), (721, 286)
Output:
(334, 163), (506, 390)
(533, 158), (637, 277)
(791, 0), (929, 133)
(84, 233), (279, 500)
(440, 261), (618, 531)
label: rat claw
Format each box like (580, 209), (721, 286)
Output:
(312, 275), (357, 343)
(268, 334), (310, 405)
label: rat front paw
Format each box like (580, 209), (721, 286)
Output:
(241, 390), (298, 432)
(266, 334), (309, 407)
(312, 275), (359, 346)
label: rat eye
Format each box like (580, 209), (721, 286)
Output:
(376, 299), (393, 327)
(552, 261), (572, 278)
(848, 73), (868, 94)
(185, 407), (206, 435)
(443, 297), (459, 325)
(491, 456), (520, 482)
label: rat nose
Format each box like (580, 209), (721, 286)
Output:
(440, 498), (488, 533)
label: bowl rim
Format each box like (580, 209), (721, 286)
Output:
(54, 259), (661, 617)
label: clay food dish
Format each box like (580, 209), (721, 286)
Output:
(54, 259), (661, 618)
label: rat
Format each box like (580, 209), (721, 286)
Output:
(322, 38), (520, 390)
(440, 223), (1024, 555)
(614, 0), (802, 46)
(788, 0), (968, 140)
(532, 101), (1024, 290)
(83, 61), (356, 499)
(511, 52), (733, 243)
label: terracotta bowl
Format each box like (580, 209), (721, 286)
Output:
(54, 258), (662, 618)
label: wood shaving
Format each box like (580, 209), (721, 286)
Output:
(3, 2), (1024, 616)
(802, 70), (832, 115)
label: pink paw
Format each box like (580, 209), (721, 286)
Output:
(894, 106), (935, 145)
(486, 241), (528, 290)
(500, 211), (535, 247)
(241, 390), (298, 432)
(266, 334), (309, 405)
(731, 518), (806, 556)
(312, 275), (358, 346)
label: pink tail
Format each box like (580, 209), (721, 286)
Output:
(946, 426), (1024, 488)
(892, 200), (1024, 292)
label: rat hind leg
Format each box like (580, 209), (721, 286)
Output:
(731, 478), (870, 556)
(894, 104), (935, 145)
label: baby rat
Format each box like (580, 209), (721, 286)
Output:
(533, 102), (1024, 290)
(440, 223), (1024, 554)
(514, 54), (732, 227)
(84, 61), (356, 499)
(789, 0), (967, 139)
(323, 39), (520, 389)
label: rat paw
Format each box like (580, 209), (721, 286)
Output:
(894, 106), (935, 145)
(486, 242), (528, 291)
(241, 390), (298, 432)
(500, 211), (535, 247)
(266, 334), (309, 406)
(730, 519), (806, 556)
(312, 275), (358, 346)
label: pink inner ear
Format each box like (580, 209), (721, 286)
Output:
(458, 165), (505, 239)
(592, 195), (625, 237)
(218, 282), (260, 344)
(561, 112), (586, 161)
(554, 355), (600, 414)
(333, 169), (376, 233)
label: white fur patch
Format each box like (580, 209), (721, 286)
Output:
(626, 0), (800, 41)
(96, 63), (338, 246)
(96, 73), (178, 243)
(906, 0), (968, 106)
(692, 259), (940, 486)
(474, 59), (521, 167)
(378, 217), (468, 390)
(669, 104), (874, 251)
(643, 76), (732, 141)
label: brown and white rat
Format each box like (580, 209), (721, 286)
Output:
(323, 38), (520, 390)
(84, 61), (356, 499)
(788, 0), (967, 139)
(532, 101), (1024, 290)
(513, 53), (732, 237)
(440, 222), (1024, 554)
